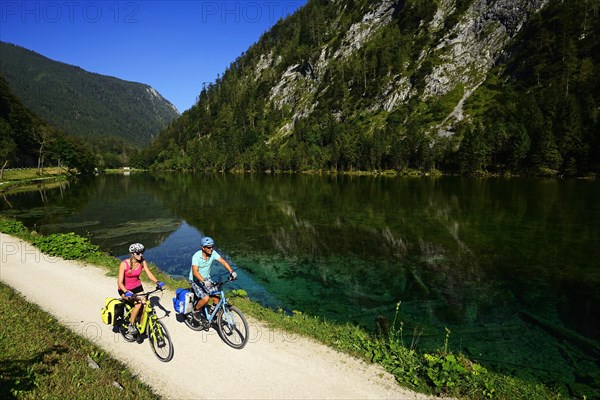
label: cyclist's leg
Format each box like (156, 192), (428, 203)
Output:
(131, 302), (143, 323)
(190, 281), (210, 311)
(210, 295), (221, 307)
(131, 286), (146, 323)
(118, 290), (135, 324)
(119, 285), (144, 324)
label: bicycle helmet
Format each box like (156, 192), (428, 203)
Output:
(129, 243), (145, 253)
(200, 236), (214, 247)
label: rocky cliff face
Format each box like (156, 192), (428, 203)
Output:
(266, 0), (550, 139)
(421, 0), (549, 132)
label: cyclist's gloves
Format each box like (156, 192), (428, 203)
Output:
(203, 279), (214, 288)
(230, 271), (238, 280)
(157, 281), (165, 288)
(125, 291), (133, 298)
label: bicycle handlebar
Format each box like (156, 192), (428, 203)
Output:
(212, 271), (237, 284)
(125, 285), (164, 300)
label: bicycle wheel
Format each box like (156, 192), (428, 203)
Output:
(119, 322), (136, 342)
(216, 305), (249, 349)
(148, 319), (174, 362)
(183, 312), (207, 331)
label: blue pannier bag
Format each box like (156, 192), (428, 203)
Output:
(172, 288), (194, 314)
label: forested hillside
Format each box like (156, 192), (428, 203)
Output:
(0, 75), (94, 175)
(0, 42), (179, 147)
(143, 0), (599, 176)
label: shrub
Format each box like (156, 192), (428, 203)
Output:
(32, 232), (102, 260)
(0, 217), (28, 235)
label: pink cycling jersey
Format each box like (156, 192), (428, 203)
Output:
(122, 260), (142, 290)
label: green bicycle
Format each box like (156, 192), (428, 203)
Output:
(118, 286), (174, 362)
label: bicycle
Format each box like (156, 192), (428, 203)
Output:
(118, 285), (174, 362)
(183, 274), (249, 349)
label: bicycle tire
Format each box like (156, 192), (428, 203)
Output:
(119, 322), (136, 342)
(148, 319), (174, 362)
(118, 303), (137, 342)
(183, 312), (208, 331)
(216, 305), (249, 349)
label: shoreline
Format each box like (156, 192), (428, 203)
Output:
(0, 217), (573, 398)
(0, 167), (70, 194)
(0, 232), (434, 399)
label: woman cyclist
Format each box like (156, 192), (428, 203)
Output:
(118, 243), (164, 334)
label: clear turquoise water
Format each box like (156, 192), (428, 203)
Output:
(2, 173), (599, 396)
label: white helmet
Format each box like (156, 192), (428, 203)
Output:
(129, 243), (145, 253)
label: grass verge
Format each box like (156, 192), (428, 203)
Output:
(0, 281), (159, 399)
(0, 217), (569, 399)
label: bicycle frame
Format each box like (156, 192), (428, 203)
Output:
(122, 297), (154, 334)
(198, 286), (229, 323)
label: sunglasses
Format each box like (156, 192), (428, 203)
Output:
(203, 246), (213, 249)
(133, 252), (144, 256)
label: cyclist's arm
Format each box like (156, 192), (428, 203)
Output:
(142, 261), (160, 285)
(216, 256), (233, 274)
(117, 261), (128, 293)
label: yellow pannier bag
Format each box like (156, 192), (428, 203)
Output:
(100, 297), (124, 325)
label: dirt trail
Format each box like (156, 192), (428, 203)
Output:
(0, 233), (434, 399)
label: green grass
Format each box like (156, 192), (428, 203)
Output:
(0, 167), (67, 181)
(0, 167), (69, 194)
(0, 282), (159, 399)
(0, 216), (569, 399)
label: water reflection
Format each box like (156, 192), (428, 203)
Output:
(1, 173), (599, 396)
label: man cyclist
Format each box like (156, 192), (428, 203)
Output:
(189, 236), (236, 320)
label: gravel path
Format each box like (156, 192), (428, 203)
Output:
(0, 233), (436, 399)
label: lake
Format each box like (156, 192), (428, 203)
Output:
(1, 172), (599, 396)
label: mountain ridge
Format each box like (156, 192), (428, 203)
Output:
(0, 41), (179, 147)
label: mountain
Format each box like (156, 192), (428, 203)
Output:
(1, 74), (94, 174)
(0, 42), (180, 147)
(143, 0), (599, 176)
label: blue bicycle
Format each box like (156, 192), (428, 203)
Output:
(183, 274), (249, 349)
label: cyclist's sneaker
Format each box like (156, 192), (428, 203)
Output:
(207, 304), (216, 314)
(127, 324), (137, 334)
(192, 310), (202, 321)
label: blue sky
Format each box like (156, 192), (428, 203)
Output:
(0, 0), (307, 113)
